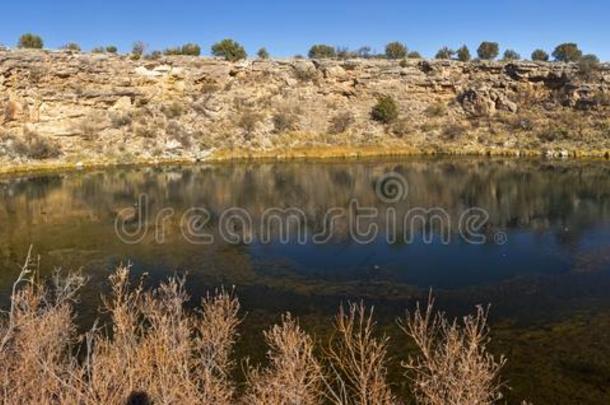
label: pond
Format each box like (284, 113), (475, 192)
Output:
(1, 157), (610, 403)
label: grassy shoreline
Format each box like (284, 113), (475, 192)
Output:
(2, 144), (609, 177)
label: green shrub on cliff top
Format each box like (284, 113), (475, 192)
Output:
(212, 39), (247, 61)
(18, 33), (44, 49)
(62, 43), (81, 52)
(435, 47), (455, 60)
(552, 43), (582, 62)
(180, 43), (201, 56)
(502, 49), (521, 61)
(385, 42), (407, 59)
(457, 46), (471, 62)
(371, 95), (399, 124)
(308, 44), (336, 59)
(477, 41), (499, 60)
(531, 49), (549, 61)
(257, 47), (270, 59)
(164, 43), (201, 56)
(578, 54), (600, 79)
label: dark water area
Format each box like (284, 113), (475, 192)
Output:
(1, 157), (610, 403)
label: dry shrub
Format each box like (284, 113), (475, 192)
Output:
(424, 102), (447, 118)
(166, 120), (192, 148)
(3, 100), (20, 122)
(0, 248), (86, 404)
(399, 295), (506, 405)
(245, 314), (323, 404)
(238, 111), (264, 138)
(85, 267), (240, 404)
(13, 128), (61, 159)
(329, 111), (355, 134)
(294, 66), (317, 82)
(391, 118), (414, 138)
(110, 111), (133, 128)
(161, 101), (185, 119)
(537, 126), (570, 142)
(134, 123), (158, 139)
(496, 112), (536, 132)
(1, 257), (507, 405)
(325, 302), (395, 404)
(201, 81), (221, 94)
(0, 263), (240, 405)
(593, 91), (610, 108)
(28, 66), (47, 84)
(442, 124), (468, 140)
(272, 110), (300, 134)
(78, 111), (106, 140)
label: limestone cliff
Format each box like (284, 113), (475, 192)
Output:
(1, 49), (609, 171)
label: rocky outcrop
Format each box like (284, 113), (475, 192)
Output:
(0, 50), (609, 169)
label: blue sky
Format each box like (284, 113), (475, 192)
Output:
(2, 0), (608, 60)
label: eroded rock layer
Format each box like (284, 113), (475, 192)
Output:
(1, 50), (609, 169)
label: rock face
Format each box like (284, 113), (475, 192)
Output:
(0, 50), (609, 167)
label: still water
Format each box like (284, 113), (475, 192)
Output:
(1, 157), (610, 403)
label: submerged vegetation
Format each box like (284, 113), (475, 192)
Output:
(0, 252), (506, 404)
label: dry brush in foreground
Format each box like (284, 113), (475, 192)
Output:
(0, 251), (506, 404)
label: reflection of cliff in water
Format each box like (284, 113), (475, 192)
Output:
(1, 158), (610, 242)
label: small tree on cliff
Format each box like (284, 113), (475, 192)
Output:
(578, 54), (600, 80)
(106, 46), (118, 54)
(18, 33), (44, 49)
(456, 46), (471, 62)
(131, 41), (147, 59)
(502, 49), (521, 61)
(308, 44), (336, 59)
(477, 42), (499, 60)
(531, 49), (549, 61)
(257, 48), (270, 59)
(357, 46), (372, 58)
(435, 46), (455, 60)
(552, 43), (582, 62)
(180, 43), (201, 56)
(371, 96), (399, 124)
(212, 39), (247, 61)
(385, 42), (407, 59)
(62, 43), (81, 52)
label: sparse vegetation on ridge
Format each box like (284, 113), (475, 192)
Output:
(257, 47), (269, 59)
(435, 46), (455, 60)
(502, 49), (521, 61)
(385, 41), (408, 59)
(553, 43), (582, 62)
(531, 49), (549, 61)
(164, 43), (201, 56)
(211, 39), (247, 62)
(7, 33), (605, 64)
(17, 33), (44, 49)
(308, 44), (336, 59)
(477, 41), (499, 60)
(456, 45), (471, 62)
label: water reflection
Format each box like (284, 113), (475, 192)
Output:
(1, 158), (610, 287)
(1, 157), (610, 403)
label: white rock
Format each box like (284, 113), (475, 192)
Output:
(135, 66), (162, 77)
(110, 96), (132, 111)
